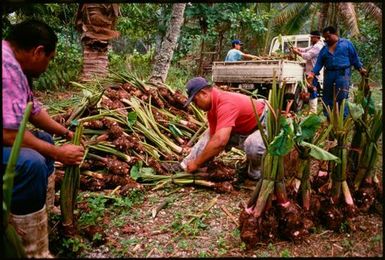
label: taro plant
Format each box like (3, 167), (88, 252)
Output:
(290, 114), (340, 210)
(2, 102), (33, 258)
(60, 121), (84, 235)
(246, 75), (295, 217)
(325, 98), (362, 208)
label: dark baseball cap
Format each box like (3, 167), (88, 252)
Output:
(184, 77), (210, 107)
(231, 39), (243, 45)
(310, 31), (321, 37)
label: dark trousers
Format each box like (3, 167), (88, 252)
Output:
(2, 131), (55, 215)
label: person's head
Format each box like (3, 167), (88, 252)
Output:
(231, 39), (243, 50)
(322, 26), (338, 46)
(184, 77), (213, 111)
(6, 19), (58, 78)
(309, 30), (321, 45)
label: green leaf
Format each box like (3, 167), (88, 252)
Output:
(300, 141), (340, 163)
(127, 111), (137, 127)
(363, 96), (375, 115)
(130, 161), (142, 181)
(268, 130), (294, 156)
(347, 102), (364, 121)
(299, 114), (321, 141)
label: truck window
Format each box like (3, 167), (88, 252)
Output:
(297, 40), (309, 48)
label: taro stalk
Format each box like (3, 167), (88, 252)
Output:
(349, 68), (374, 172)
(246, 74), (296, 217)
(130, 161), (216, 189)
(2, 102), (32, 258)
(60, 122), (84, 233)
(352, 108), (382, 190)
(325, 98), (361, 207)
(291, 114), (340, 210)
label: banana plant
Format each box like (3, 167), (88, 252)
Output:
(2, 102), (32, 258)
(290, 114), (340, 210)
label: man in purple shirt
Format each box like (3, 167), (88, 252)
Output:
(2, 20), (84, 257)
(307, 26), (367, 117)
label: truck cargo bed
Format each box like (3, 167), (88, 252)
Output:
(212, 60), (305, 84)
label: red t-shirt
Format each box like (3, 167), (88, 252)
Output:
(207, 88), (266, 136)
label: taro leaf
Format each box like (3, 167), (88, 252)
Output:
(130, 161), (143, 181)
(362, 96), (375, 115)
(268, 117), (294, 156)
(280, 116), (294, 136)
(268, 131), (294, 156)
(140, 167), (156, 175)
(301, 141), (340, 163)
(347, 102), (364, 121)
(299, 114), (321, 141)
(127, 111), (137, 127)
(169, 123), (183, 137)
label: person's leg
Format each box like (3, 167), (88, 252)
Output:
(335, 68), (351, 118)
(2, 147), (50, 215)
(181, 130), (210, 169)
(242, 129), (266, 180)
(309, 77), (319, 114)
(31, 130), (55, 176)
(321, 70), (337, 117)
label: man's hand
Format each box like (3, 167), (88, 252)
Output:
(291, 47), (301, 55)
(359, 67), (368, 76)
(186, 160), (199, 173)
(54, 144), (85, 165)
(306, 72), (315, 84)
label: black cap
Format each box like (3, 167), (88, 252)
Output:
(184, 77), (210, 107)
(310, 31), (321, 37)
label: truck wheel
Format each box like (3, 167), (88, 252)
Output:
(291, 86), (304, 112)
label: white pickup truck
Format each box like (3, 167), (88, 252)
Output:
(212, 35), (324, 111)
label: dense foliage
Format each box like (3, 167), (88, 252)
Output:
(1, 2), (382, 90)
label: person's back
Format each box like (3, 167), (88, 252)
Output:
(225, 48), (243, 61)
(207, 88), (265, 136)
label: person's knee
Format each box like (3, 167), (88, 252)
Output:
(244, 135), (265, 157)
(17, 149), (49, 178)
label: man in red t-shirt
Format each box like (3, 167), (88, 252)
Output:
(180, 77), (267, 180)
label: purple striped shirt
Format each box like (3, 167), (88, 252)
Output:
(2, 40), (42, 129)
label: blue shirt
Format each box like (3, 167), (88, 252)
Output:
(225, 49), (243, 61)
(312, 38), (363, 74)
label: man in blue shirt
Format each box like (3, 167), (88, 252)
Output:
(307, 26), (367, 117)
(225, 39), (258, 61)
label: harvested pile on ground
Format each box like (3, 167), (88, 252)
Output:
(52, 72), (240, 193)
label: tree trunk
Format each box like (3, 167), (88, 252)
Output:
(149, 3), (186, 84)
(75, 3), (120, 82)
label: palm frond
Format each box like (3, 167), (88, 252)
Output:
(318, 3), (330, 30)
(272, 3), (308, 28)
(282, 3), (313, 34)
(338, 2), (359, 37)
(360, 2), (382, 27)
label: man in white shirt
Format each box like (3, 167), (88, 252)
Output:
(292, 31), (324, 113)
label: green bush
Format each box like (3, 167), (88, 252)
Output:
(33, 30), (82, 91)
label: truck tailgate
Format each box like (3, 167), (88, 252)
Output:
(212, 60), (304, 84)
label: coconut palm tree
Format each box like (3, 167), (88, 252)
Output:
(149, 3), (186, 84)
(75, 3), (120, 82)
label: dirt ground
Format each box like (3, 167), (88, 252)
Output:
(48, 180), (383, 258)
